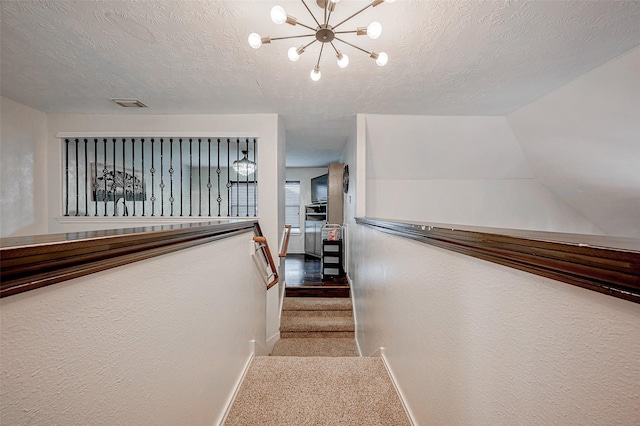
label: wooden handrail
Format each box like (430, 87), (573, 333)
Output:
(252, 235), (279, 290)
(279, 225), (292, 258)
(0, 220), (258, 298)
(356, 218), (640, 304)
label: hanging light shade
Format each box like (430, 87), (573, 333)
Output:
(248, 0), (393, 81)
(233, 150), (257, 176)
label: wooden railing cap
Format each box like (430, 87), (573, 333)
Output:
(356, 217), (640, 304)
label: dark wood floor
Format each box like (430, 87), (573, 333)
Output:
(284, 254), (349, 298)
(284, 254), (321, 287)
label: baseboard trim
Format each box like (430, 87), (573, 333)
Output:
(267, 332), (280, 353)
(279, 280), (286, 319)
(254, 338), (268, 356)
(347, 274), (365, 357)
(216, 340), (255, 426)
(380, 347), (418, 426)
(367, 347), (381, 357)
(355, 337), (364, 357)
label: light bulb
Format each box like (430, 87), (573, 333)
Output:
(271, 5), (287, 25)
(337, 52), (349, 68)
(330, 0), (341, 3)
(376, 51), (388, 66)
(367, 21), (382, 39)
(248, 33), (262, 49)
(288, 46), (300, 62)
(310, 66), (321, 81)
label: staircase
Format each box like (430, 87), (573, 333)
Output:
(223, 296), (411, 425)
(272, 297), (357, 356)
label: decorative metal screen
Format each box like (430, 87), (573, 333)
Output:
(62, 137), (258, 217)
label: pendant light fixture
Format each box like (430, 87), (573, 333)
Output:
(248, 0), (395, 81)
(233, 150), (257, 176)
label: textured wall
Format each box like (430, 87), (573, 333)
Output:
(45, 113), (284, 353)
(367, 179), (603, 234)
(0, 97), (48, 237)
(351, 224), (640, 425)
(0, 233), (266, 426)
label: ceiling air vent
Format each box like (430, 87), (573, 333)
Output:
(110, 98), (147, 108)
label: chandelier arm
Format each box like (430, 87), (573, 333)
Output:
(332, 2), (375, 30)
(303, 39), (318, 50)
(300, 0), (321, 27)
(323, 0), (327, 25)
(329, 41), (340, 55)
(296, 21), (317, 31)
(334, 36), (371, 55)
(334, 30), (358, 35)
(270, 34), (316, 41)
(316, 42), (325, 68)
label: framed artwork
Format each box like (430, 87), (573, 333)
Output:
(91, 163), (146, 201)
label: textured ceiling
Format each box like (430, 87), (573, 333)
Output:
(1, 0), (639, 166)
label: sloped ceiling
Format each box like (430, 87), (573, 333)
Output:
(1, 0), (639, 167)
(508, 48), (640, 238)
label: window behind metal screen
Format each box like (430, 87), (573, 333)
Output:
(230, 181), (257, 217)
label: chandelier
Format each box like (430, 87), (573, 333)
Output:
(248, 0), (395, 81)
(233, 150), (257, 176)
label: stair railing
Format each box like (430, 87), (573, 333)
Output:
(1, 220), (258, 298)
(279, 225), (292, 258)
(356, 217), (640, 304)
(252, 235), (279, 290)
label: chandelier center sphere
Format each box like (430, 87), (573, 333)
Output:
(315, 24), (335, 43)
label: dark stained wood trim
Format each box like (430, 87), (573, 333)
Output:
(279, 225), (292, 258)
(1, 220), (258, 298)
(252, 236), (279, 289)
(356, 218), (640, 304)
(285, 286), (350, 298)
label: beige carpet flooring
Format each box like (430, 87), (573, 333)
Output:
(271, 337), (358, 357)
(223, 356), (411, 426)
(282, 297), (353, 312)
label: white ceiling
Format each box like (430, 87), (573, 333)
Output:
(1, 0), (639, 167)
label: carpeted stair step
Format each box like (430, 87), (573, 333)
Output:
(282, 297), (352, 313)
(282, 308), (352, 318)
(280, 330), (354, 338)
(280, 316), (355, 338)
(224, 356), (411, 425)
(270, 338), (358, 357)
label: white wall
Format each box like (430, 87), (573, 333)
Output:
(369, 179), (602, 233)
(339, 115), (361, 278)
(508, 47), (640, 238)
(265, 116), (287, 350)
(351, 224), (640, 425)
(364, 114), (602, 234)
(285, 167), (328, 254)
(45, 112), (284, 353)
(0, 97), (48, 237)
(0, 232), (266, 426)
